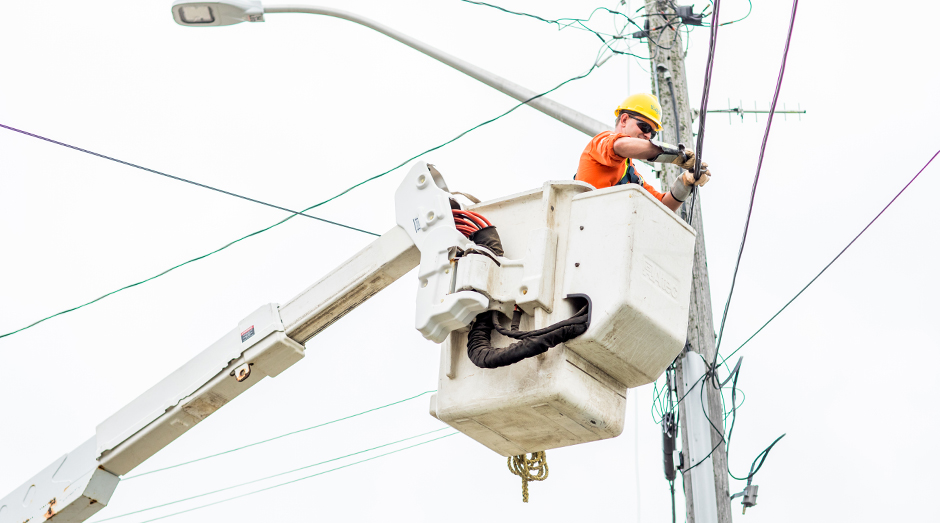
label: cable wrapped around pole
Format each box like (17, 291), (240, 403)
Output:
(466, 306), (589, 369)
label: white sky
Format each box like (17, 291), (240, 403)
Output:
(1, 0), (937, 522)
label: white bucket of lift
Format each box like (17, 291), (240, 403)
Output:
(562, 184), (696, 388)
(430, 181), (695, 456)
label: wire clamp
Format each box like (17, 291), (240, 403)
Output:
(730, 484), (759, 514)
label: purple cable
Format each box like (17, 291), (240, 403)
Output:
(685, 0), (722, 225)
(692, 0), (721, 180)
(713, 0), (800, 368)
(721, 148), (939, 365)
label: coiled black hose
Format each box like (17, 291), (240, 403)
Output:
(467, 305), (590, 369)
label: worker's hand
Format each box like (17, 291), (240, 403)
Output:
(681, 164), (711, 187)
(671, 150), (697, 171)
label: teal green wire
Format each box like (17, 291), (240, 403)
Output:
(123, 390), (437, 480)
(98, 432), (458, 523)
(92, 428), (454, 522)
(720, 0), (752, 26)
(702, 0), (753, 26)
(0, 61), (598, 341)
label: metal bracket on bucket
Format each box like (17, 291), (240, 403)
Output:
(395, 162), (488, 343)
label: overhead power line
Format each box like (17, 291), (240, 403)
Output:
(651, 3), (786, 480)
(653, 148), (936, 442)
(720, 148), (939, 365)
(124, 389), (436, 480)
(92, 428), (454, 523)
(645, 0), (791, 451)
(461, 0), (644, 36)
(686, 0), (723, 225)
(0, 123), (379, 237)
(0, 58), (600, 341)
(701, 0), (753, 27)
(690, 0), (788, 494)
(460, 0), (654, 59)
(677, 361), (781, 483)
(711, 0), (799, 371)
(695, 355), (783, 484)
(94, 431), (458, 523)
(650, 361), (708, 425)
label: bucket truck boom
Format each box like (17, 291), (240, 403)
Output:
(0, 165), (432, 522)
(1, 160), (696, 522)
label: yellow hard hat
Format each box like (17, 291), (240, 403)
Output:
(614, 93), (663, 132)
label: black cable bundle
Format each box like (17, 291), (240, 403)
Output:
(466, 305), (590, 369)
(468, 226), (504, 256)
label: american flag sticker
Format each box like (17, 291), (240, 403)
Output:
(241, 325), (255, 343)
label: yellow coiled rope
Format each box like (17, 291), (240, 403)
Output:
(508, 451), (549, 502)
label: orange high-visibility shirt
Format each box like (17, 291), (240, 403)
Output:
(575, 131), (667, 201)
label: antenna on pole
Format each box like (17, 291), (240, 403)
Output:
(707, 101), (807, 122)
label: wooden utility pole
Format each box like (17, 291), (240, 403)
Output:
(640, 1), (733, 522)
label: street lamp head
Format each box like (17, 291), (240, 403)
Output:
(171, 0), (264, 26)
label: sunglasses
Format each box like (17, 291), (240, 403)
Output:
(629, 116), (657, 138)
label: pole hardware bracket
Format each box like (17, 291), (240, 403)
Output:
(730, 484), (759, 513)
(675, 5), (704, 26)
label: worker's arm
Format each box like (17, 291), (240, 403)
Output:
(639, 181), (682, 212)
(587, 133), (711, 213)
(612, 137), (662, 160)
(663, 170), (712, 212)
(638, 180), (683, 212)
(616, 137), (711, 213)
(662, 191), (683, 212)
(613, 138), (697, 166)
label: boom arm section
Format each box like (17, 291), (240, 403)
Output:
(0, 225), (419, 523)
(1, 160), (501, 522)
(280, 226), (419, 344)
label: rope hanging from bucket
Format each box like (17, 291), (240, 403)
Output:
(508, 451), (549, 502)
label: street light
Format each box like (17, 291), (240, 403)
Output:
(169, 0), (609, 137)
(171, 0), (264, 26)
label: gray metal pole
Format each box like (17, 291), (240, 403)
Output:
(263, 4), (611, 137)
(641, 1), (733, 522)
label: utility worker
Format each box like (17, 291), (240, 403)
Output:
(576, 93), (711, 212)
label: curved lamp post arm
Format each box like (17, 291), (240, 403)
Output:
(264, 5), (610, 136)
(172, 0), (610, 136)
